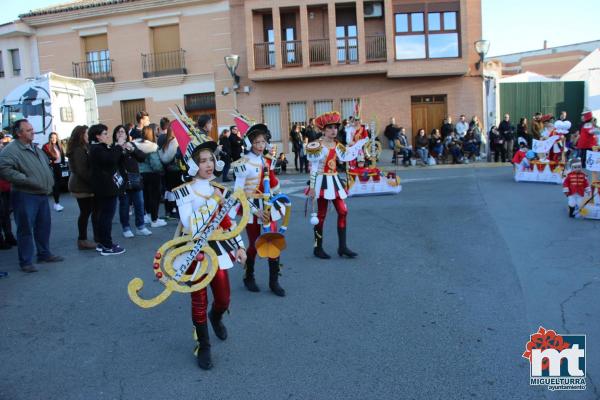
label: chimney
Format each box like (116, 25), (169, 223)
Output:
(543, 40), (547, 49)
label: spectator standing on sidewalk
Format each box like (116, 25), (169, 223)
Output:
(290, 124), (304, 171)
(532, 112), (543, 140)
(229, 125), (244, 162)
(136, 126), (166, 228)
(159, 124), (186, 217)
(130, 111), (150, 140)
(114, 125), (152, 238)
(441, 117), (455, 139)
(67, 125), (98, 250)
(455, 115), (469, 138)
(499, 113), (516, 160)
(89, 123), (126, 255)
(0, 119), (64, 272)
(0, 136), (16, 250)
(218, 128), (232, 182)
(517, 118), (531, 148)
(42, 132), (66, 212)
(384, 117), (401, 150)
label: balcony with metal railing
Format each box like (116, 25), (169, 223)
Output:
(282, 40), (302, 67)
(254, 42), (275, 69)
(365, 35), (386, 62)
(72, 59), (114, 83)
(141, 49), (187, 79)
(309, 39), (330, 66)
(336, 36), (358, 64)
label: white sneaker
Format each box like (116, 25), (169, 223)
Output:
(151, 219), (167, 228)
(122, 229), (134, 238)
(136, 227), (152, 236)
(144, 214), (151, 224)
(54, 203), (64, 212)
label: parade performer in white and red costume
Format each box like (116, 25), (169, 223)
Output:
(576, 110), (598, 165)
(563, 158), (590, 218)
(233, 122), (288, 296)
(307, 112), (367, 259)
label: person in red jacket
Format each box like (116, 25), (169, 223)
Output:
(576, 111), (597, 166)
(563, 158), (590, 217)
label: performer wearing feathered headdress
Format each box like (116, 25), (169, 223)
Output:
(169, 111), (247, 370)
(307, 111), (368, 259)
(232, 116), (289, 297)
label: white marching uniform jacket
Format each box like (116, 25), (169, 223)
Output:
(308, 138), (368, 200)
(172, 178), (244, 269)
(232, 152), (287, 225)
(554, 119), (571, 135)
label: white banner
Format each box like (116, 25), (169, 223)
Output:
(532, 136), (559, 153)
(585, 151), (600, 172)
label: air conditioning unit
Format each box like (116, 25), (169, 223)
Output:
(364, 2), (383, 18)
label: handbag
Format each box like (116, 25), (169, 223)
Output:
(126, 172), (143, 191)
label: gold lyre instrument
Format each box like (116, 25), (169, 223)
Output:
(128, 189), (249, 309)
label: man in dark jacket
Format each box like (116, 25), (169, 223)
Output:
(304, 118), (320, 142)
(0, 119), (63, 272)
(130, 111), (150, 140)
(383, 117), (401, 150)
(218, 128), (233, 182)
(440, 117), (455, 139)
(229, 125), (244, 161)
(498, 113), (515, 160)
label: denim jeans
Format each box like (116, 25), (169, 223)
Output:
(417, 147), (428, 162)
(119, 190), (145, 230)
(388, 139), (395, 150)
(95, 195), (117, 248)
(11, 191), (52, 266)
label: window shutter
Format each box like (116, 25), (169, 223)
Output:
(261, 103), (281, 141)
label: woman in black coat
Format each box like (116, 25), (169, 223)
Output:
(89, 124), (126, 255)
(290, 124), (303, 171)
(229, 125), (244, 161)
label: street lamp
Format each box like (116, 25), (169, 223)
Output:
(474, 40), (490, 70)
(224, 54), (241, 111)
(474, 39), (491, 161)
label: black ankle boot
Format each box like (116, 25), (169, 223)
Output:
(313, 227), (330, 259)
(0, 237), (10, 250)
(569, 206), (575, 218)
(194, 323), (212, 370)
(268, 259), (286, 297)
(208, 307), (228, 341)
(337, 227), (358, 258)
(243, 258), (260, 292)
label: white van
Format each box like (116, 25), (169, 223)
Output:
(1, 72), (99, 145)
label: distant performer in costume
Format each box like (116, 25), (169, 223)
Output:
(563, 158), (590, 218)
(577, 110), (598, 165)
(233, 123), (289, 297)
(307, 111), (368, 259)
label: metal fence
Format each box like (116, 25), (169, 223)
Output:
(141, 49), (187, 78)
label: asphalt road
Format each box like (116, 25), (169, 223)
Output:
(1, 165), (599, 400)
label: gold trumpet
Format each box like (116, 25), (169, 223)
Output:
(128, 189), (250, 309)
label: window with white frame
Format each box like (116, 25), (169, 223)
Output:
(341, 98), (360, 120)
(261, 103), (281, 141)
(314, 100), (333, 116)
(288, 101), (307, 130)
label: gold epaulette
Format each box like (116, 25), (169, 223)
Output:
(336, 142), (347, 152)
(210, 181), (226, 191)
(231, 158), (246, 168)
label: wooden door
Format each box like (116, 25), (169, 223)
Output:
(120, 99), (146, 126)
(410, 95), (447, 144)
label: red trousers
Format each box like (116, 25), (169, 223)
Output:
(245, 221), (277, 262)
(316, 197), (347, 230)
(190, 268), (230, 324)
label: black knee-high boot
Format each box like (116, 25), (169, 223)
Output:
(243, 258), (260, 292)
(569, 206), (575, 218)
(313, 227), (330, 259)
(268, 258), (285, 297)
(337, 227), (357, 258)
(208, 306), (228, 340)
(194, 323), (212, 370)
